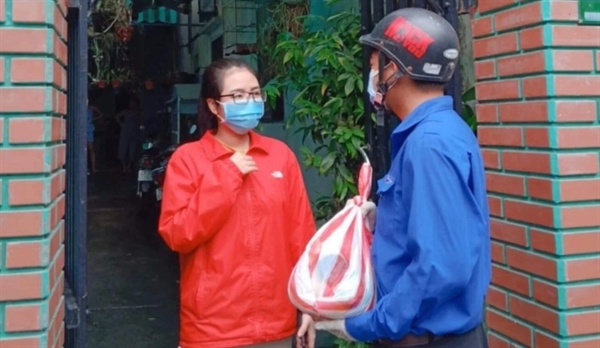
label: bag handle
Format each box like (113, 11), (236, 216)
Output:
(356, 146), (373, 202)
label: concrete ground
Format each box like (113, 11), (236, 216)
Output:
(85, 167), (337, 348)
(86, 169), (179, 348)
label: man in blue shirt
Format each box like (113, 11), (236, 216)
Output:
(299, 8), (491, 348)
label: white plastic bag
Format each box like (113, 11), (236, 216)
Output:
(288, 158), (376, 319)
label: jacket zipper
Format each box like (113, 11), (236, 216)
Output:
(246, 181), (261, 339)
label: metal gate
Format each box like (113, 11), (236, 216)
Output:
(65, 0), (89, 347)
(360, 0), (477, 180)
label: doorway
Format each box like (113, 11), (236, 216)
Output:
(64, 2), (88, 347)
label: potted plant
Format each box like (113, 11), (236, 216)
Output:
(145, 79), (154, 90)
(114, 24), (133, 42)
(111, 71), (121, 88)
(111, 67), (132, 88)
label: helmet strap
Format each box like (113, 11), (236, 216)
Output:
(376, 52), (403, 105)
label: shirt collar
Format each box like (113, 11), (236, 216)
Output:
(390, 96), (454, 156)
(202, 130), (270, 161)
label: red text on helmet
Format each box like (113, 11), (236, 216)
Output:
(384, 16), (434, 59)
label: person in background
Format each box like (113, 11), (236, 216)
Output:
(302, 8), (491, 348)
(158, 58), (316, 348)
(115, 96), (143, 173)
(87, 98), (104, 174)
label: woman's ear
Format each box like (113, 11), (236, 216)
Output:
(207, 98), (220, 117)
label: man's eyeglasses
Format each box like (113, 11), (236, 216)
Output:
(220, 90), (267, 104)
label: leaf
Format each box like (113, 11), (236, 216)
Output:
(321, 152), (336, 172)
(332, 34), (344, 48)
(321, 82), (329, 96)
(344, 77), (355, 96)
(462, 86), (476, 103)
(283, 51), (294, 64)
(355, 76), (363, 93)
(337, 73), (352, 82)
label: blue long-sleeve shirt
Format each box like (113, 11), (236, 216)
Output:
(345, 96), (491, 342)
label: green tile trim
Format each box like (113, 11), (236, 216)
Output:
(3, 58), (12, 87)
(0, 179), (7, 210)
(43, 117), (52, 144)
(542, 23), (553, 47)
(41, 205), (51, 236)
(551, 177), (560, 203)
(554, 224), (564, 255)
(41, 268), (51, 298)
(541, 0), (552, 21)
(46, 27), (54, 57)
(544, 48), (554, 76)
(45, 86), (54, 113)
(42, 146), (52, 173)
(548, 127), (558, 149)
(550, 152), (560, 176)
(0, 242), (5, 269)
(557, 283), (568, 309)
(40, 299), (50, 330)
(44, 58), (53, 85)
(44, 0), (54, 25)
(557, 258), (566, 282)
(546, 73), (556, 98)
(4, 0), (14, 25)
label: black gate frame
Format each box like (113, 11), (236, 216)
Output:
(65, 0), (88, 347)
(360, 0), (477, 182)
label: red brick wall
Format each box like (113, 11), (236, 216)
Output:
(0, 0), (68, 346)
(473, 1), (600, 347)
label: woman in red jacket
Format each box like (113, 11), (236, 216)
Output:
(158, 58), (316, 348)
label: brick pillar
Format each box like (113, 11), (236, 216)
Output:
(473, 1), (600, 347)
(0, 0), (68, 347)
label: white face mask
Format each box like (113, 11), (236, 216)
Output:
(367, 70), (383, 110)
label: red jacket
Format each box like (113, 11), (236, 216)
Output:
(158, 131), (315, 347)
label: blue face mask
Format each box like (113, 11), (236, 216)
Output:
(218, 100), (265, 134)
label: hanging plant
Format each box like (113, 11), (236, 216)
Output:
(91, 0), (132, 34)
(88, 30), (114, 86)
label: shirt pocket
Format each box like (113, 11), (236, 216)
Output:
(375, 175), (396, 236)
(377, 175), (395, 195)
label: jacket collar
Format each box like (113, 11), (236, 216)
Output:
(390, 96), (454, 156)
(201, 130), (271, 161)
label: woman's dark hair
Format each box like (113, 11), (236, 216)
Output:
(197, 58), (258, 137)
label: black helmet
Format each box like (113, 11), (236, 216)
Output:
(360, 8), (459, 83)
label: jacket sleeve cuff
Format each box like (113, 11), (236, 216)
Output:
(345, 312), (379, 343)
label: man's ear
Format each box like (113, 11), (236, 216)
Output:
(207, 98), (219, 117)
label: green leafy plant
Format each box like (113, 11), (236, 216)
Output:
(265, 8), (366, 220)
(88, 32), (115, 82)
(461, 86), (476, 132)
(256, 0), (309, 81)
(334, 339), (370, 348)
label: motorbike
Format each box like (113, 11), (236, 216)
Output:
(150, 124), (198, 207)
(136, 139), (162, 198)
